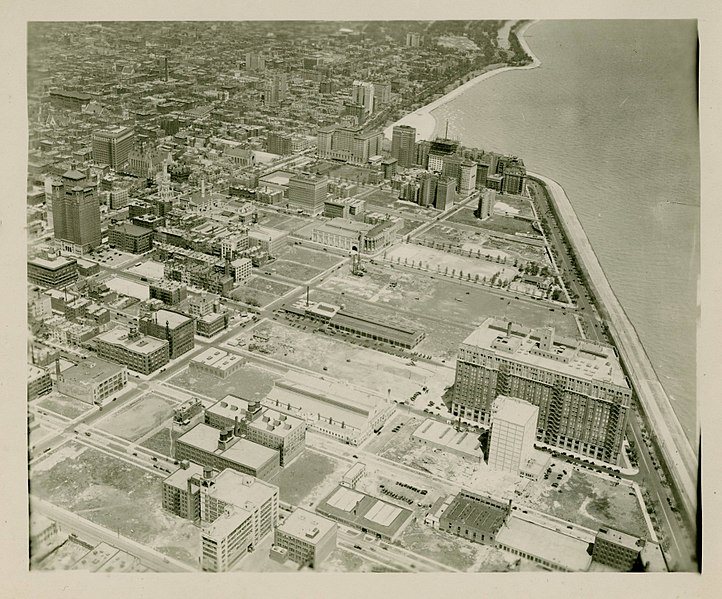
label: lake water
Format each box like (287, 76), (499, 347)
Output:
(432, 20), (699, 442)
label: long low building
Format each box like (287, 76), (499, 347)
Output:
(495, 515), (593, 572)
(438, 490), (511, 546)
(263, 371), (394, 446)
(285, 299), (425, 349)
(411, 419), (483, 462)
(316, 486), (414, 542)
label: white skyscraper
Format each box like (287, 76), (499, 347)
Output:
(488, 395), (538, 475)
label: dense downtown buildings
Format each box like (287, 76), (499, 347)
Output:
(24, 20), (693, 577)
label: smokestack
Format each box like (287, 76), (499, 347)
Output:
(55, 358), (61, 381)
(506, 322), (512, 337)
(306, 286), (309, 307)
(234, 415), (241, 437)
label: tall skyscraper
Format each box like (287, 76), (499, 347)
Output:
(264, 72), (288, 107)
(488, 395), (538, 474)
(51, 169), (101, 254)
(391, 125), (416, 168)
(406, 32), (422, 47)
(245, 52), (266, 72)
(288, 173), (329, 216)
(92, 126), (135, 171)
(351, 81), (374, 117)
(451, 318), (631, 464)
(158, 55), (169, 81)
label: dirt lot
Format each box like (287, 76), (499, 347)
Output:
(265, 259), (325, 283)
(448, 207), (539, 238)
(37, 394), (94, 420)
(520, 464), (649, 538)
(243, 320), (456, 401)
(272, 449), (350, 508)
(34, 539), (93, 571)
(386, 244), (517, 282)
(244, 275), (297, 297)
(168, 363), (281, 402)
(96, 395), (174, 442)
(29, 442), (199, 565)
(231, 286), (278, 308)
(399, 520), (516, 572)
(277, 244), (345, 270)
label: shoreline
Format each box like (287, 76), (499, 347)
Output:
(383, 20), (541, 142)
(529, 171), (697, 520)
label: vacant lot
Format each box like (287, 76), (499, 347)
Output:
(400, 520), (515, 572)
(277, 245), (344, 270)
(243, 320), (455, 401)
(386, 244), (517, 282)
(230, 286), (278, 308)
(272, 449), (349, 507)
(96, 395), (174, 442)
(522, 466), (649, 538)
(38, 394), (94, 420)
(244, 276), (296, 297)
(265, 259), (324, 283)
(126, 260), (165, 280)
(29, 442), (199, 565)
(168, 362), (281, 402)
(449, 207), (539, 237)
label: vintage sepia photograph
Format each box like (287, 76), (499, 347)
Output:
(15, 4), (712, 592)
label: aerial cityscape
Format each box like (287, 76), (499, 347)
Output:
(25, 20), (699, 575)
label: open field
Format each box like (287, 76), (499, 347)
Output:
(418, 223), (547, 264)
(277, 244), (345, 270)
(318, 547), (384, 573)
(242, 320), (455, 401)
(386, 244), (517, 282)
(314, 263), (579, 358)
(448, 207), (539, 237)
(244, 275), (297, 298)
(272, 449), (349, 507)
(267, 215), (311, 234)
(399, 520), (516, 572)
(265, 259), (324, 283)
(521, 465), (649, 538)
(398, 219), (425, 236)
(257, 212), (294, 228)
(96, 395), (174, 442)
(327, 164), (377, 184)
(29, 442), (199, 565)
(493, 193), (536, 218)
(34, 539), (92, 571)
(38, 394), (94, 420)
(140, 426), (178, 458)
(230, 286), (276, 308)
(168, 362), (281, 402)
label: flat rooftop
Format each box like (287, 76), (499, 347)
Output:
(163, 462), (205, 491)
(492, 395), (538, 427)
(412, 419), (483, 457)
(28, 255), (77, 270)
(495, 516), (593, 572)
(597, 526), (645, 551)
(277, 508), (336, 542)
(178, 423), (278, 469)
(28, 364), (48, 382)
(208, 394), (252, 418)
(441, 494), (507, 535)
(191, 348), (242, 370)
(111, 223), (152, 237)
(148, 309), (192, 329)
(317, 486), (413, 540)
(315, 218), (372, 235)
(250, 409), (304, 438)
(96, 328), (168, 355)
(203, 468), (278, 510)
(461, 318), (628, 388)
(61, 357), (125, 383)
(202, 505), (250, 541)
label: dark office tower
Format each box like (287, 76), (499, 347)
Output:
(52, 169), (101, 255)
(92, 126), (135, 171)
(415, 140), (430, 169)
(158, 56), (169, 81)
(435, 176), (457, 211)
(475, 162), (490, 190)
(264, 72), (288, 107)
(391, 125), (416, 168)
(417, 172), (437, 208)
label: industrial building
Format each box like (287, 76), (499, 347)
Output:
(149, 280), (187, 306)
(273, 509), (337, 568)
(27, 364), (52, 400)
(108, 222), (154, 254)
(92, 125), (135, 171)
(451, 318), (631, 464)
(591, 527), (645, 571)
(205, 395), (306, 467)
(316, 486), (414, 542)
(175, 423), (280, 481)
(139, 309), (195, 360)
(27, 254), (78, 289)
(411, 419), (483, 462)
(95, 327), (169, 375)
(287, 174), (329, 216)
(189, 348), (244, 379)
(56, 357), (128, 406)
(264, 371), (394, 446)
(438, 490), (511, 546)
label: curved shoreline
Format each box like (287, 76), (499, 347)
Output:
(530, 171), (697, 519)
(383, 20), (541, 142)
